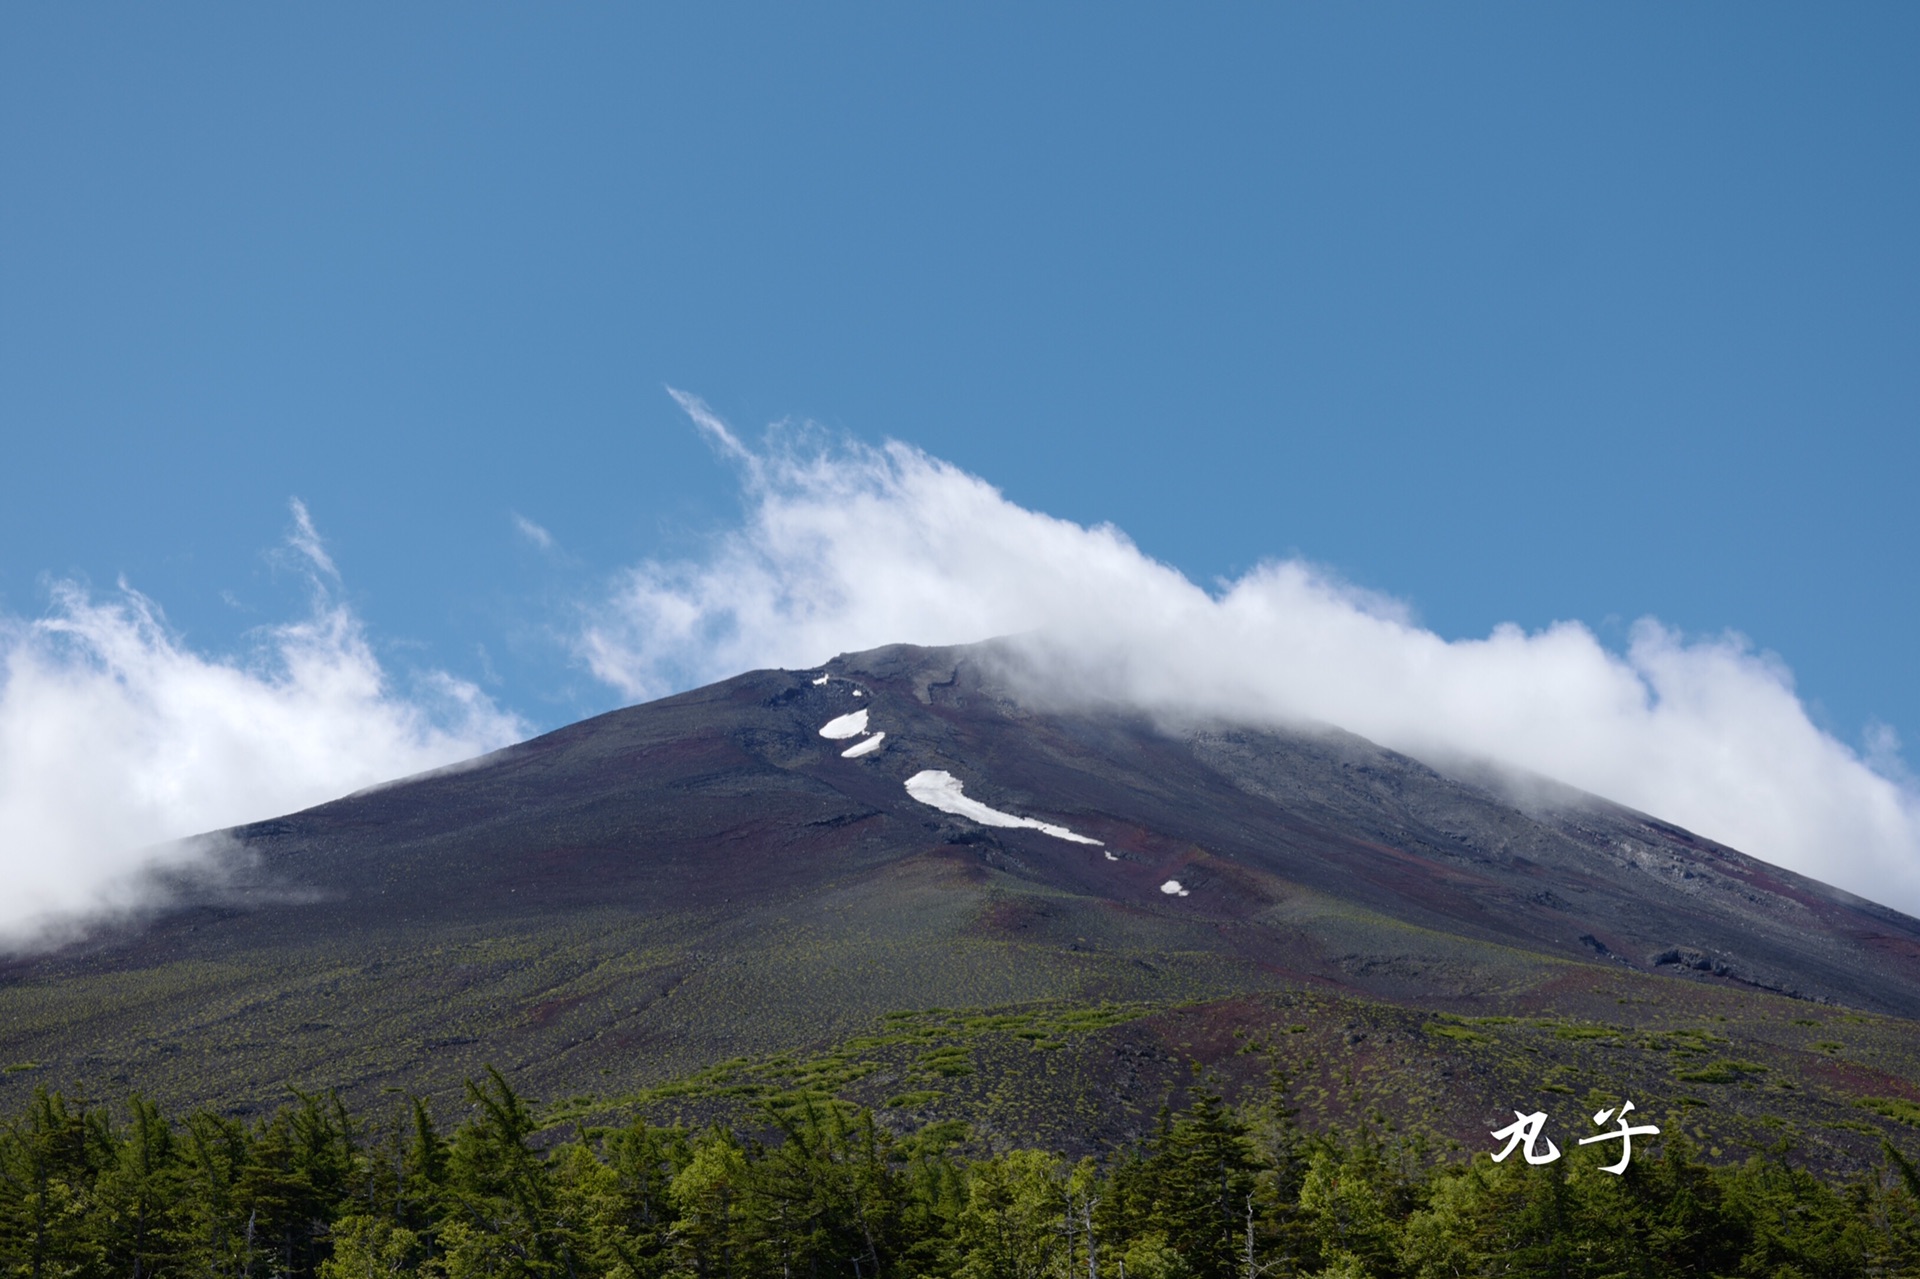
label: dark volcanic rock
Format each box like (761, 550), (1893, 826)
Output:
(2, 639), (1918, 1130)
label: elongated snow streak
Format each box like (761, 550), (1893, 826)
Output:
(903, 770), (1101, 845)
(842, 732), (886, 759)
(819, 709), (869, 739)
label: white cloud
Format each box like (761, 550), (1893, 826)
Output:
(583, 397), (1920, 916)
(0, 504), (526, 951)
(512, 512), (556, 551)
(287, 497), (339, 578)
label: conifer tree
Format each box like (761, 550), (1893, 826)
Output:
(668, 1128), (752, 1279)
(956, 1149), (1063, 1279)
(178, 1109), (257, 1279)
(0, 1089), (111, 1279)
(554, 1119), (685, 1279)
(1870, 1141), (1920, 1275)
(1156, 1082), (1256, 1279)
(93, 1095), (183, 1279)
(438, 1067), (563, 1279)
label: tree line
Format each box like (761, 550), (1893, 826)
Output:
(4, 1066), (1920, 1279)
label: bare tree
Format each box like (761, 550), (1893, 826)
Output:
(1242, 1193), (1278, 1279)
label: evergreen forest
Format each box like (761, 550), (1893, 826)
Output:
(6, 1068), (1920, 1279)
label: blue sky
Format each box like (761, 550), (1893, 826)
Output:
(2, 7), (1916, 798)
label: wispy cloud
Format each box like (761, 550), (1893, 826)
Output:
(670, 386), (755, 465)
(0, 502), (526, 951)
(583, 401), (1920, 916)
(512, 512), (556, 551)
(286, 497), (339, 579)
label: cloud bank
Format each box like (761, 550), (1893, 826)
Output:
(584, 396), (1920, 915)
(0, 502), (525, 950)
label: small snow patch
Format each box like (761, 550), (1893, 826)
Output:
(819, 709), (869, 739)
(853, 689), (864, 697)
(903, 770), (1101, 846)
(1160, 879), (1189, 897)
(812, 674), (830, 686)
(841, 732), (886, 759)
(1104, 851), (1119, 861)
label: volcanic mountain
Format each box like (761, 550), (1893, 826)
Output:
(5, 640), (1920, 1166)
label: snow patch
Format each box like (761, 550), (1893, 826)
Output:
(1104, 851), (1118, 861)
(819, 709), (869, 739)
(1160, 879), (1189, 897)
(812, 674), (830, 686)
(841, 732), (886, 759)
(903, 770), (1101, 846)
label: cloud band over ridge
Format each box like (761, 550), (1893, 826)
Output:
(583, 396), (1920, 915)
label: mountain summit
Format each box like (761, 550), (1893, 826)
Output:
(5, 640), (1918, 1163)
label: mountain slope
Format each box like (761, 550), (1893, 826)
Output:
(3, 640), (1918, 1166)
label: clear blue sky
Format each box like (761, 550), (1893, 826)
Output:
(4, 5), (1916, 752)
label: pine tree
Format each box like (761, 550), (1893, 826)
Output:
(0, 1090), (112, 1279)
(93, 1096), (186, 1279)
(1157, 1083), (1256, 1279)
(177, 1110), (254, 1279)
(438, 1067), (562, 1279)
(956, 1149), (1063, 1279)
(554, 1119), (685, 1279)
(743, 1099), (904, 1279)
(1868, 1141), (1920, 1275)
(668, 1128), (752, 1279)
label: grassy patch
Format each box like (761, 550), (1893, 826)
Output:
(1857, 1097), (1920, 1126)
(1428, 1024), (1487, 1044)
(1550, 1024), (1618, 1042)
(885, 1091), (944, 1109)
(1676, 1061), (1768, 1085)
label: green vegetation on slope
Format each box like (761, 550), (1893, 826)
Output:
(498, 988), (1920, 1181)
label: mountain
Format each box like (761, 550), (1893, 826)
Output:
(4, 640), (1919, 1169)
